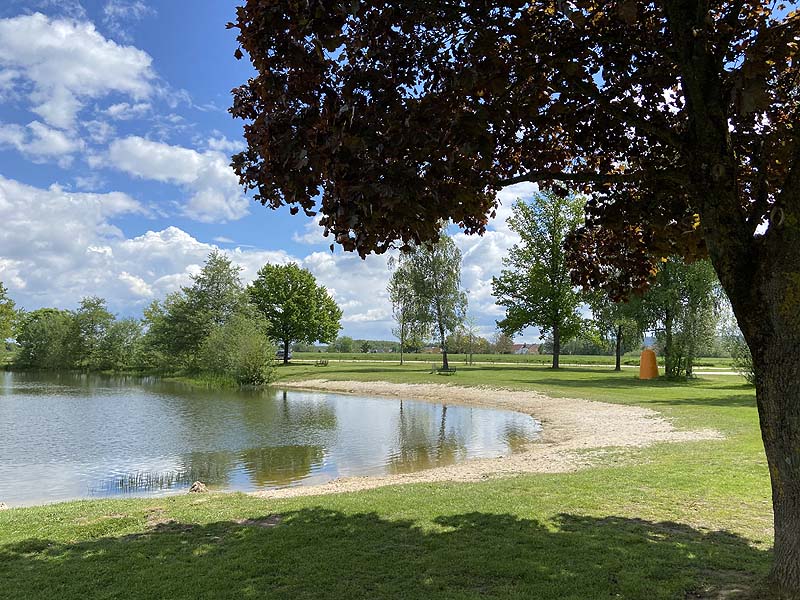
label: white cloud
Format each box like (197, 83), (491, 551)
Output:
(102, 0), (155, 42)
(0, 13), (154, 128)
(213, 236), (235, 244)
(104, 101), (151, 120)
(0, 176), (543, 340)
(107, 135), (249, 222)
(0, 120), (84, 166)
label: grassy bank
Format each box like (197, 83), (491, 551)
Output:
(0, 362), (772, 599)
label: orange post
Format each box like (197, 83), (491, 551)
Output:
(639, 349), (659, 380)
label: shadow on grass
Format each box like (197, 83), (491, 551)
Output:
(0, 508), (770, 599)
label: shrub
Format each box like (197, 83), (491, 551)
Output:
(198, 311), (276, 386)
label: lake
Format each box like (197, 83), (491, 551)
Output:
(0, 371), (541, 506)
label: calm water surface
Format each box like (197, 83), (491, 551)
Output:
(0, 371), (540, 506)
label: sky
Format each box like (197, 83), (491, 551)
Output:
(0, 0), (539, 341)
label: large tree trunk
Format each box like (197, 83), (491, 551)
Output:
(552, 323), (560, 370)
(283, 339), (290, 365)
(755, 348), (800, 596)
(614, 324), (622, 372)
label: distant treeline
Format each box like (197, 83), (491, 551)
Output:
(6, 252), (342, 386)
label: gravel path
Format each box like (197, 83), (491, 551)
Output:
(250, 380), (722, 500)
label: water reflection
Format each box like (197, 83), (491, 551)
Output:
(0, 372), (541, 506)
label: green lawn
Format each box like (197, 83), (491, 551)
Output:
(0, 363), (773, 599)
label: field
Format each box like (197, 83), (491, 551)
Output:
(294, 351), (736, 369)
(0, 362), (773, 599)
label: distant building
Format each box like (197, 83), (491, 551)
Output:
(512, 343), (539, 355)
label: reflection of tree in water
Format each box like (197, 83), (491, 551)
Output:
(240, 445), (325, 487)
(90, 450), (236, 496)
(388, 402), (466, 474)
(502, 421), (539, 453)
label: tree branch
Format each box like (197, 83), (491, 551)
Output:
(499, 170), (640, 186)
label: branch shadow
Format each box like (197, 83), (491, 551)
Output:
(0, 508), (770, 599)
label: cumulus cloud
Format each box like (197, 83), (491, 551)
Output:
(0, 120), (84, 166)
(107, 136), (249, 222)
(104, 101), (151, 120)
(0, 12), (154, 128)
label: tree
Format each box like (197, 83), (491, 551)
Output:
(0, 282), (16, 343)
(643, 259), (720, 378)
(359, 340), (371, 354)
(14, 308), (73, 369)
(248, 263), (341, 364)
(143, 251), (245, 367)
(492, 193), (585, 369)
(67, 297), (114, 370)
(402, 234), (467, 369)
(230, 3), (800, 591)
(388, 254), (429, 365)
(198, 309), (276, 386)
(588, 293), (647, 371)
(94, 318), (143, 372)
(491, 332), (514, 355)
(329, 336), (355, 353)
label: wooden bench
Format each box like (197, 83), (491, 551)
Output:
(430, 363), (457, 375)
(314, 359), (329, 367)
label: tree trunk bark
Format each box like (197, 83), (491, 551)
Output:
(664, 309), (674, 377)
(283, 339), (290, 365)
(440, 323), (449, 370)
(615, 324), (622, 372)
(552, 323), (560, 370)
(751, 341), (800, 597)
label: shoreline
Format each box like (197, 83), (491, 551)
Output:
(250, 379), (723, 500)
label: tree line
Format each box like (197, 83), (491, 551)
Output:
(385, 192), (751, 379)
(2, 252), (341, 385)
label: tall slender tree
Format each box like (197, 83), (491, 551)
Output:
(388, 254), (429, 366)
(492, 192), (585, 369)
(402, 234), (467, 370)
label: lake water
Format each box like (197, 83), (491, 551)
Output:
(0, 371), (541, 506)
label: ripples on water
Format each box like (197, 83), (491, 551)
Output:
(0, 371), (541, 506)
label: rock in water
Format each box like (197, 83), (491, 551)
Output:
(188, 481), (208, 493)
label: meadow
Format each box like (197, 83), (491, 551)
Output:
(0, 362), (771, 599)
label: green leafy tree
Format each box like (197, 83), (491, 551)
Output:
(388, 254), (430, 365)
(492, 192), (585, 369)
(198, 310), (276, 386)
(248, 263), (341, 364)
(14, 309), (73, 369)
(492, 332), (514, 355)
(67, 297), (114, 369)
(403, 233), (467, 369)
(0, 282), (16, 343)
(588, 293), (647, 371)
(643, 259), (720, 378)
(143, 251), (245, 367)
(94, 318), (144, 372)
(329, 336), (355, 353)
(359, 340), (372, 354)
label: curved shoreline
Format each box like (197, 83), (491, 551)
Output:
(251, 379), (723, 500)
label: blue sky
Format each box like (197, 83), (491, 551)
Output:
(0, 0), (538, 341)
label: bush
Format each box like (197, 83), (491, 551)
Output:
(198, 312), (276, 386)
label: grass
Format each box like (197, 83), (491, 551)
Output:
(295, 351), (736, 368)
(0, 362), (774, 599)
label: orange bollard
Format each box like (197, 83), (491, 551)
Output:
(639, 349), (659, 380)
